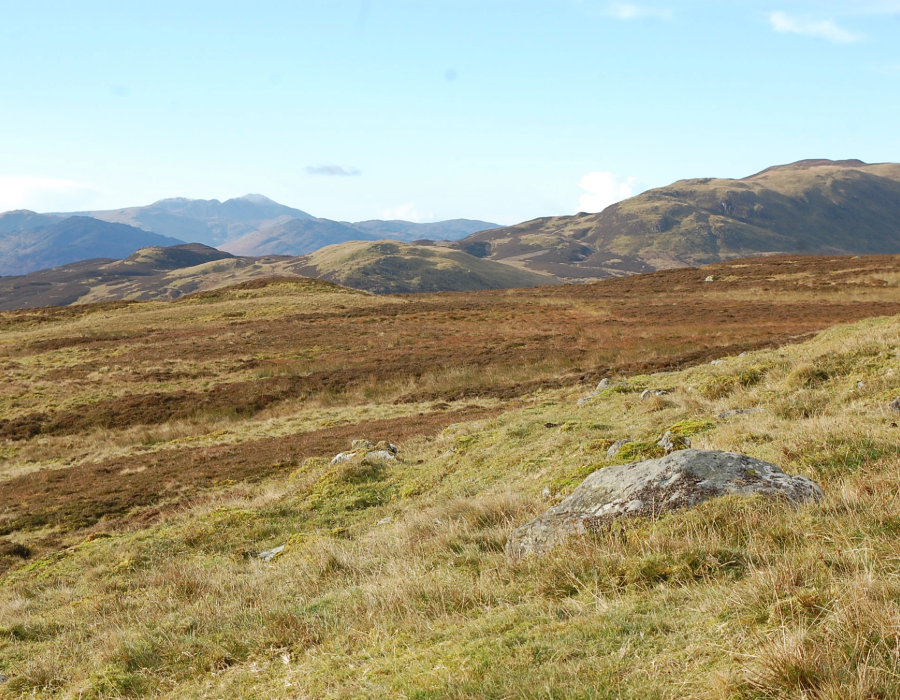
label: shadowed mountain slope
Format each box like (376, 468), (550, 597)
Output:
(0, 217), (185, 277)
(456, 159), (900, 279)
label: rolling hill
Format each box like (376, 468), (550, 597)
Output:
(0, 244), (314, 310)
(0, 216), (185, 277)
(0, 240), (553, 309)
(291, 240), (557, 293)
(456, 159), (900, 279)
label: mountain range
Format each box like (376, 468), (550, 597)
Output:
(452, 159), (900, 279)
(0, 242), (552, 310)
(0, 194), (500, 277)
(3, 159), (900, 303)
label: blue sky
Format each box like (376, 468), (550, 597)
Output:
(1, 0), (898, 224)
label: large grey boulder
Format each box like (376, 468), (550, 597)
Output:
(507, 450), (822, 559)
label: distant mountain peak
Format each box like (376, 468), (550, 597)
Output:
(235, 193), (276, 204)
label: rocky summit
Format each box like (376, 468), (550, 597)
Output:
(506, 449), (823, 559)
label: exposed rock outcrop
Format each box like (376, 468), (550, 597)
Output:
(507, 450), (822, 559)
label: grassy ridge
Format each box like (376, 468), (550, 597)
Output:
(462, 160), (900, 279)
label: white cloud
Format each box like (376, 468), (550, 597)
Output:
(769, 11), (862, 43)
(608, 3), (673, 20)
(577, 172), (641, 214)
(0, 176), (106, 213)
(382, 202), (433, 223)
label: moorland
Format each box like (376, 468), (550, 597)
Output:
(3, 253), (900, 697)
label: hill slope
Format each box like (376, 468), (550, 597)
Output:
(0, 244), (319, 310)
(3, 257), (900, 696)
(459, 159), (900, 279)
(0, 216), (185, 276)
(220, 218), (383, 256)
(292, 240), (557, 293)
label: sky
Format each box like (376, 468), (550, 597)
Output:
(0, 0), (898, 225)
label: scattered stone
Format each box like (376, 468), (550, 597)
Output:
(640, 388), (670, 399)
(257, 545), (285, 562)
(597, 378), (611, 391)
(738, 352), (748, 357)
(704, 275), (717, 282)
(657, 431), (690, 453)
(857, 381), (865, 389)
(0, 673), (8, 683)
(542, 487), (552, 500)
(710, 359), (726, 365)
(377, 517), (393, 526)
(717, 408), (763, 419)
(330, 451), (357, 465)
(607, 439), (632, 459)
(506, 450), (823, 558)
(577, 393), (599, 406)
(889, 397), (900, 413)
(365, 450), (396, 461)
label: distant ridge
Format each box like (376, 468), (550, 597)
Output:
(0, 216), (184, 277)
(453, 159), (900, 280)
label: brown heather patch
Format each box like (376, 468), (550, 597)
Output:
(0, 404), (502, 537)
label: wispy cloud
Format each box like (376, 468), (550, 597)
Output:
(608, 3), (673, 21)
(305, 165), (361, 177)
(769, 11), (862, 43)
(577, 172), (641, 214)
(0, 176), (105, 213)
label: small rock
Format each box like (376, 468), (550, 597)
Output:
(657, 431), (690, 454)
(506, 450), (823, 558)
(365, 450), (396, 461)
(330, 451), (357, 465)
(738, 352), (748, 357)
(640, 388), (670, 399)
(607, 439), (632, 459)
(597, 378), (611, 391)
(257, 545), (285, 562)
(710, 359), (726, 366)
(889, 397), (900, 413)
(577, 392), (599, 406)
(704, 275), (717, 282)
(857, 381), (865, 389)
(377, 517), (393, 526)
(541, 487), (552, 500)
(717, 408), (762, 419)
(0, 673), (8, 683)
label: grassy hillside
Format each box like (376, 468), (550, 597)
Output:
(291, 240), (556, 293)
(4, 256), (900, 697)
(461, 159), (900, 279)
(0, 244), (315, 310)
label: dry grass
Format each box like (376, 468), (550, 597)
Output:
(5, 259), (900, 696)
